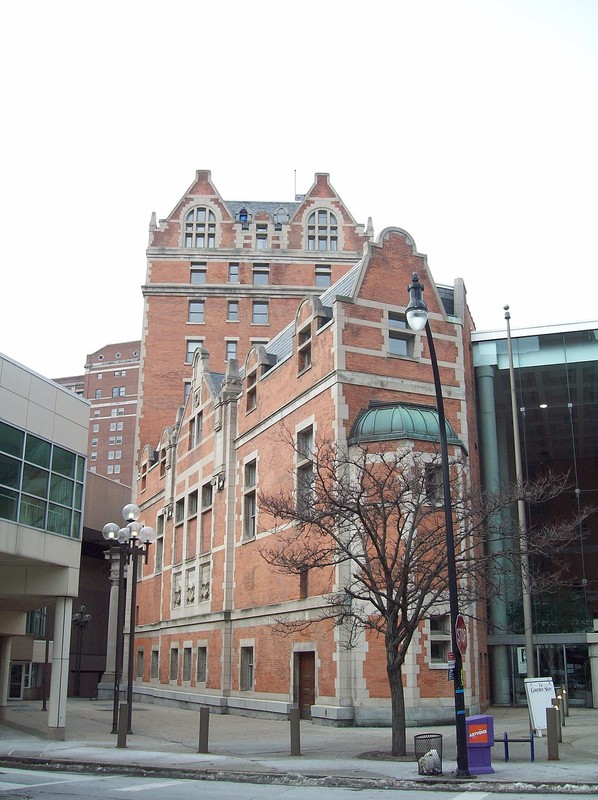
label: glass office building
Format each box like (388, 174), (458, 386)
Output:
(473, 322), (598, 706)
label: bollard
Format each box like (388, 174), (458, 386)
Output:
(561, 687), (569, 717)
(546, 706), (560, 760)
(551, 699), (563, 742)
(117, 702), (128, 749)
(198, 706), (209, 753)
(290, 707), (301, 756)
(557, 694), (565, 726)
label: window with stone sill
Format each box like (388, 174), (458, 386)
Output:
(227, 300), (239, 322)
(190, 263), (207, 285)
(388, 312), (414, 357)
(253, 264), (269, 285)
(172, 573), (182, 608)
(307, 209), (338, 251)
(243, 460), (257, 540)
(169, 648), (179, 680)
(151, 650), (159, 679)
(189, 300), (205, 324)
(197, 646), (207, 683)
(298, 323), (312, 373)
(228, 263), (240, 283)
(240, 646), (254, 691)
(184, 207), (216, 248)
(315, 264), (331, 288)
(429, 615), (451, 665)
(183, 647), (192, 681)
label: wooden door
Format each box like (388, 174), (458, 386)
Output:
(297, 651), (315, 719)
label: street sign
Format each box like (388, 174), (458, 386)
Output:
(455, 614), (467, 655)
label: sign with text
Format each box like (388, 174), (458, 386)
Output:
(524, 677), (556, 733)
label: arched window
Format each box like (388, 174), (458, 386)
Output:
(184, 207), (216, 248)
(307, 209), (338, 251)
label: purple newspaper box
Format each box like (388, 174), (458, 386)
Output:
(466, 714), (495, 774)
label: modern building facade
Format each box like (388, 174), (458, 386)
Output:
(132, 219), (486, 726)
(0, 353), (87, 737)
(473, 321), (598, 708)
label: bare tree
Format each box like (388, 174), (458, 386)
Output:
(258, 435), (588, 757)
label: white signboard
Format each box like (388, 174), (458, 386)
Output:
(524, 677), (556, 734)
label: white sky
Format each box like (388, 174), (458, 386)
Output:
(1, 0), (597, 379)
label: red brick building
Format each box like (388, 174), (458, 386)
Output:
(137, 170), (372, 457)
(55, 341), (141, 487)
(133, 174), (486, 725)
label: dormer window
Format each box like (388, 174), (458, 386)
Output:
(298, 323), (312, 373)
(239, 208), (250, 230)
(184, 207), (216, 248)
(246, 368), (257, 412)
(307, 210), (338, 251)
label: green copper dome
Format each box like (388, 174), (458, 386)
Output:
(349, 403), (464, 448)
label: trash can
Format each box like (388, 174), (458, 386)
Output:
(414, 733), (443, 775)
(465, 714), (494, 774)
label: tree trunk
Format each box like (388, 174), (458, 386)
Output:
(387, 655), (407, 756)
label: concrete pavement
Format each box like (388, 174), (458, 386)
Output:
(1, 699), (598, 793)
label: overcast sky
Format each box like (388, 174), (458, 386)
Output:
(1, 0), (597, 380)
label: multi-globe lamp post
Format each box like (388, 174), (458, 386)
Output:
(406, 273), (470, 778)
(102, 504), (156, 739)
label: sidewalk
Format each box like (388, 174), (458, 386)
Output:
(1, 699), (598, 793)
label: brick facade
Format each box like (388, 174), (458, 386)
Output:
(132, 174), (487, 726)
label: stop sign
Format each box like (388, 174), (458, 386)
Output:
(455, 614), (467, 655)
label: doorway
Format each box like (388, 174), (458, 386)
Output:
(9, 663), (23, 699)
(295, 651), (315, 719)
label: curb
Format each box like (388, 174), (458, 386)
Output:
(2, 755), (598, 794)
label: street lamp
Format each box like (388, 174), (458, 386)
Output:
(102, 503), (156, 738)
(406, 273), (470, 778)
(72, 605), (92, 697)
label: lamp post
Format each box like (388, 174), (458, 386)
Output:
(102, 504), (156, 738)
(72, 605), (92, 697)
(406, 273), (470, 778)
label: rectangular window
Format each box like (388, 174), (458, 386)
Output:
(240, 646), (254, 691)
(186, 339), (203, 363)
(108, 451), (114, 460)
(155, 535), (164, 573)
(253, 264), (269, 285)
(315, 265), (331, 288)
(118, 407), (124, 415)
(227, 301), (239, 322)
(201, 482), (213, 509)
(95, 389), (101, 399)
(297, 427), (314, 509)
(197, 646), (207, 683)
(116, 436), (122, 445)
(243, 460), (257, 540)
(190, 263), (207, 284)
(136, 649), (144, 679)
(388, 312), (413, 357)
(117, 421), (123, 430)
(429, 615), (451, 664)
(228, 263), (239, 283)
(169, 648), (179, 681)
(107, 465), (114, 474)
(114, 464), (121, 474)
(92, 424), (99, 434)
(188, 489), (198, 516)
(109, 436), (115, 445)
(183, 647), (192, 681)
(246, 369), (257, 412)
(151, 650), (159, 679)
(189, 300), (205, 323)
(91, 438), (98, 447)
(255, 224), (268, 249)
(252, 302), (269, 325)
(175, 497), (185, 523)
(226, 340), (237, 362)
(111, 409), (118, 417)
(425, 464), (443, 505)
(298, 323), (312, 373)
